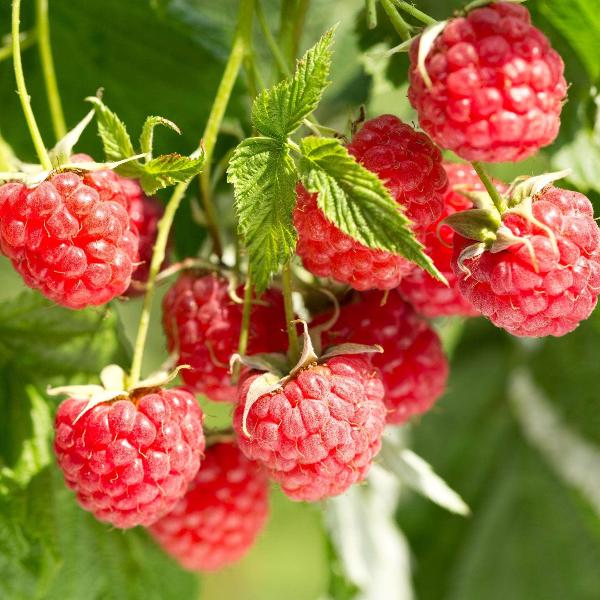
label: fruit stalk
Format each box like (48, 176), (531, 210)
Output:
(381, 0), (412, 40)
(471, 161), (506, 213)
(282, 261), (300, 363)
(198, 0), (256, 260)
(129, 0), (255, 386)
(36, 0), (67, 140)
(391, 0), (437, 25)
(11, 0), (52, 170)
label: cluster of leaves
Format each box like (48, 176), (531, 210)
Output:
(227, 28), (439, 291)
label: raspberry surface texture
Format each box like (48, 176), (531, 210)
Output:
(162, 273), (288, 402)
(408, 2), (566, 162)
(54, 387), (205, 528)
(0, 173), (139, 309)
(293, 115), (447, 291)
(233, 356), (387, 501)
(399, 162), (480, 317)
(452, 187), (600, 337)
(316, 291), (448, 424)
(150, 442), (269, 571)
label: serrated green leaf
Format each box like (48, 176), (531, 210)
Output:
(139, 116), (181, 159)
(86, 97), (137, 167)
(138, 152), (205, 195)
(228, 137), (298, 291)
(298, 136), (443, 281)
(252, 27), (335, 140)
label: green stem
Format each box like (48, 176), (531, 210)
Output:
(282, 262), (300, 364)
(36, 0), (66, 140)
(129, 0), (255, 386)
(278, 0), (309, 72)
(12, 0), (51, 170)
(471, 161), (506, 213)
(391, 0), (437, 26)
(0, 30), (36, 62)
(365, 0), (378, 29)
(231, 273), (253, 383)
(198, 0), (255, 260)
(257, 0), (291, 77)
(381, 0), (412, 40)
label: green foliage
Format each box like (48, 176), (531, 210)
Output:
(299, 135), (442, 280)
(228, 137), (298, 291)
(252, 28), (335, 140)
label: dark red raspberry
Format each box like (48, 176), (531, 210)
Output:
(315, 291), (448, 424)
(452, 187), (600, 337)
(399, 163), (481, 317)
(162, 273), (288, 402)
(293, 115), (448, 291)
(54, 387), (205, 529)
(120, 179), (165, 294)
(233, 356), (386, 501)
(0, 173), (139, 309)
(408, 2), (566, 162)
(150, 442), (268, 571)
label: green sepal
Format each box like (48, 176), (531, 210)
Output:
(443, 208), (501, 244)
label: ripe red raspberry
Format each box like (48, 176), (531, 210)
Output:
(150, 442), (268, 571)
(233, 356), (386, 501)
(293, 115), (447, 291)
(120, 179), (165, 294)
(162, 273), (288, 402)
(54, 387), (205, 529)
(0, 172), (139, 309)
(315, 291), (448, 424)
(452, 187), (600, 337)
(399, 163), (481, 317)
(408, 2), (566, 162)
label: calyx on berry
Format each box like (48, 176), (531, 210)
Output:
(47, 363), (190, 423)
(230, 320), (382, 437)
(444, 170), (570, 272)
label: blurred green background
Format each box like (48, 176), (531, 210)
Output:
(1, 0), (600, 599)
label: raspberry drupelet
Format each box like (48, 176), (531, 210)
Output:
(54, 387), (205, 528)
(408, 2), (566, 162)
(293, 115), (447, 291)
(150, 442), (269, 571)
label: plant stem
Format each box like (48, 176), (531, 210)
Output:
(365, 0), (378, 29)
(381, 0), (412, 41)
(36, 0), (66, 140)
(257, 0), (291, 77)
(391, 0), (437, 26)
(471, 161), (506, 213)
(278, 0), (309, 72)
(282, 261), (300, 364)
(129, 0), (255, 386)
(12, 0), (51, 170)
(0, 30), (36, 62)
(238, 275), (253, 357)
(198, 0), (255, 260)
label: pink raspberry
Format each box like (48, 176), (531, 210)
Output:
(54, 387), (205, 529)
(452, 187), (600, 337)
(293, 115), (447, 291)
(233, 356), (386, 501)
(399, 162), (482, 317)
(150, 442), (268, 571)
(315, 291), (448, 424)
(162, 273), (288, 402)
(0, 173), (139, 309)
(408, 2), (567, 162)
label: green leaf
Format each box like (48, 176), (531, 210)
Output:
(552, 128), (600, 194)
(86, 97), (137, 166)
(139, 116), (181, 158)
(252, 28), (335, 140)
(228, 137), (298, 291)
(298, 136), (443, 281)
(138, 152), (205, 195)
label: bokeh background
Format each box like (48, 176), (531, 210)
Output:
(1, 1), (600, 598)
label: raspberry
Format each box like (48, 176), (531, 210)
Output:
(408, 2), (566, 162)
(399, 163), (482, 317)
(293, 115), (448, 291)
(54, 387), (205, 529)
(120, 179), (165, 294)
(150, 442), (268, 571)
(315, 291), (448, 424)
(233, 356), (386, 501)
(162, 273), (288, 402)
(452, 187), (600, 337)
(0, 173), (139, 309)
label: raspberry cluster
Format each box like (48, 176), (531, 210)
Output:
(408, 2), (566, 163)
